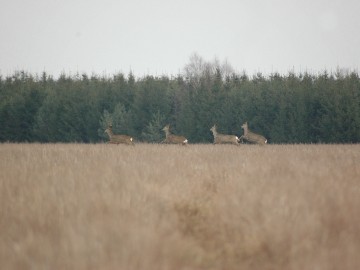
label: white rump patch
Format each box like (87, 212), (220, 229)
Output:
(130, 138), (133, 141)
(235, 136), (239, 140)
(265, 139), (267, 144)
(184, 139), (188, 144)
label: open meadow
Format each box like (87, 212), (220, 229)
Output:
(1, 143), (360, 270)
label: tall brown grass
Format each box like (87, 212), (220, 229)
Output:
(1, 143), (359, 270)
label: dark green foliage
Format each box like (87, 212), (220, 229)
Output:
(0, 72), (46, 142)
(141, 111), (166, 143)
(0, 68), (359, 143)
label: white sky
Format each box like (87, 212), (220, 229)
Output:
(0, 0), (359, 78)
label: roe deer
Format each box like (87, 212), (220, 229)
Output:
(240, 122), (267, 145)
(162, 124), (188, 145)
(104, 125), (134, 145)
(210, 125), (239, 145)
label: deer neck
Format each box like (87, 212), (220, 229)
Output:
(164, 129), (170, 138)
(106, 129), (114, 138)
(243, 126), (249, 136)
(211, 129), (218, 137)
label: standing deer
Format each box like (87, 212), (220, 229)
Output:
(210, 125), (240, 145)
(104, 125), (134, 145)
(162, 124), (188, 145)
(240, 122), (267, 145)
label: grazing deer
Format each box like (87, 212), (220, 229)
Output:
(104, 125), (134, 145)
(240, 122), (267, 145)
(162, 124), (188, 145)
(210, 125), (240, 145)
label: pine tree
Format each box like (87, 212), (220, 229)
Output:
(141, 111), (166, 143)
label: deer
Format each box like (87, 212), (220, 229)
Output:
(104, 125), (134, 145)
(162, 124), (188, 145)
(240, 122), (267, 145)
(210, 125), (240, 145)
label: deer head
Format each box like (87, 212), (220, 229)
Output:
(162, 124), (170, 131)
(210, 124), (217, 132)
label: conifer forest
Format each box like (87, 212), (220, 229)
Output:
(1, 56), (359, 144)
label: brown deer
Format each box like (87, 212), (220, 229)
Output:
(240, 122), (267, 145)
(104, 125), (134, 145)
(162, 124), (188, 145)
(210, 125), (240, 145)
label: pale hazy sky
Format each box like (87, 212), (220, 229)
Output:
(1, 0), (359, 77)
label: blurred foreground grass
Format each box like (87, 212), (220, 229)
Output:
(1, 143), (359, 270)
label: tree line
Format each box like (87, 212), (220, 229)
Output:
(1, 56), (360, 144)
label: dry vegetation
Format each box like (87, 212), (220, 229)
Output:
(1, 143), (360, 270)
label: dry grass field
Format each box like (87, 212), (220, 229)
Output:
(1, 143), (360, 270)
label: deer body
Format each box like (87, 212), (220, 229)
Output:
(210, 125), (239, 145)
(241, 122), (267, 145)
(162, 125), (188, 145)
(104, 126), (134, 145)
